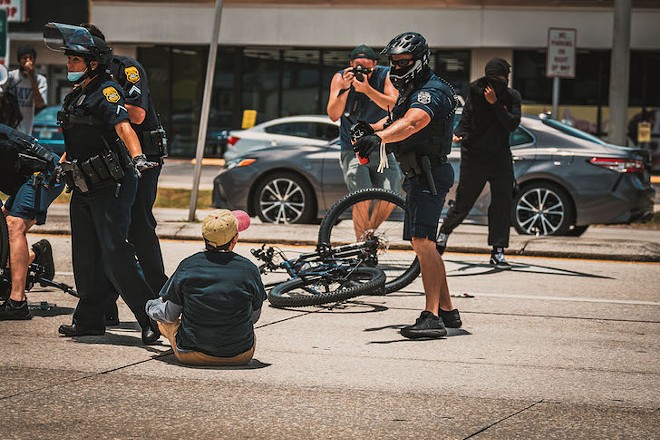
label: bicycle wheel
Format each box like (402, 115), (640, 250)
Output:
(318, 188), (420, 294)
(268, 266), (385, 308)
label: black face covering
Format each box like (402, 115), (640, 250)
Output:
(484, 57), (510, 94)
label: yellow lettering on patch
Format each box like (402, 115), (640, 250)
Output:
(103, 86), (120, 103)
(125, 66), (140, 84)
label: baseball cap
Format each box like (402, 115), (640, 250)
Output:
(202, 209), (251, 247)
(350, 44), (377, 60)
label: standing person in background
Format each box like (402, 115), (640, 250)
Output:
(327, 44), (402, 239)
(81, 24), (169, 327)
(6, 46), (48, 135)
(436, 58), (521, 269)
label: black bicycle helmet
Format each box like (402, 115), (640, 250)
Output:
(381, 32), (430, 91)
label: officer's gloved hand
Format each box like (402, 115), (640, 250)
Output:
(132, 154), (158, 177)
(353, 134), (382, 159)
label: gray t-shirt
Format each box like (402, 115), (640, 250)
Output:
(6, 69), (48, 135)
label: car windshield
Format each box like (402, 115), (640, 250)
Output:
(540, 115), (604, 145)
(33, 106), (61, 124)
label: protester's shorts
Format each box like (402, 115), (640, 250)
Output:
(340, 149), (403, 194)
(2, 180), (64, 225)
(403, 162), (454, 241)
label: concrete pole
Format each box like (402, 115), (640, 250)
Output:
(608, 0), (631, 146)
(188, 0), (224, 221)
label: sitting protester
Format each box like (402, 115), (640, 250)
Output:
(0, 124), (63, 320)
(146, 209), (266, 366)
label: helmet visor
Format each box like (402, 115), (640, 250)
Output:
(43, 23), (94, 54)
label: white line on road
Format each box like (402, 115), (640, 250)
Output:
(469, 291), (660, 306)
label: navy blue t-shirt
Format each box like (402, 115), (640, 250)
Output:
(338, 64), (390, 152)
(160, 250), (267, 358)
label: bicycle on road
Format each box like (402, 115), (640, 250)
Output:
(252, 188), (420, 308)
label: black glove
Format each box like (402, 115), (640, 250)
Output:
(132, 154), (158, 177)
(353, 134), (382, 159)
(349, 120), (374, 144)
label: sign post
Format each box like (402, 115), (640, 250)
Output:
(546, 28), (576, 119)
(0, 10), (7, 66)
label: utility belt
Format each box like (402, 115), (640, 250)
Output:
(61, 149), (131, 193)
(140, 127), (168, 159)
(398, 154), (447, 177)
(399, 154), (447, 197)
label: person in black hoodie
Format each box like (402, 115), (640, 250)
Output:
(436, 58), (521, 269)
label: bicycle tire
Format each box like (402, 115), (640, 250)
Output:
(268, 266), (385, 308)
(318, 188), (420, 294)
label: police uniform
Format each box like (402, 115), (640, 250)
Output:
(105, 56), (167, 309)
(388, 71), (456, 242)
(59, 75), (156, 332)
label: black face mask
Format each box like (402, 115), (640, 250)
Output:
(486, 75), (508, 94)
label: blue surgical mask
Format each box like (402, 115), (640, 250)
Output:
(67, 71), (85, 82)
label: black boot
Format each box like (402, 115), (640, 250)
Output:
(141, 319), (161, 345)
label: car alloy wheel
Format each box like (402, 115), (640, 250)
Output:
(513, 183), (574, 236)
(254, 172), (315, 224)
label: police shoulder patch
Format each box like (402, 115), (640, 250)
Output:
(103, 86), (121, 103)
(417, 91), (431, 105)
(125, 66), (140, 84)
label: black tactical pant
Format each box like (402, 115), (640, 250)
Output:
(440, 156), (514, 248)
(69, 171), (156, 331)
(105, 165), (167, 319)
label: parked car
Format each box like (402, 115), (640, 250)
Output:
(223, 115), (339, 161)
(31, 105), (65, 155)
(212, 113), (655, 236)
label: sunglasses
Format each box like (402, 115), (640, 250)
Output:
(390, 58), (414, 68)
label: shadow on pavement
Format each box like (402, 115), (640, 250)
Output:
(445, 259), (615, 279)
(267, 301), (388, 314)
(28, 303), (74, 317)
(154, 352), (271, 370)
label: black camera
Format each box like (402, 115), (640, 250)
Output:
(352, 65), (372, 82)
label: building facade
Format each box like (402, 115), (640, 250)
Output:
(7, 0), (660, 156)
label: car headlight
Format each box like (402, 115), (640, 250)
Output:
(226, 158), (257, 170)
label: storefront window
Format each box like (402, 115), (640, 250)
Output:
(434, 50), (471, 100)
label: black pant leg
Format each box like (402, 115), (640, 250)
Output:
(440, 161), (489, 235)
(128, 166), (167, 294)
(69, 192), (107, 331)
(487, 158), (514, 248)
(90, 174), (155, 328)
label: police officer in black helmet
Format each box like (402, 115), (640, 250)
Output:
(353, 32), (461, 339)
(80, 24), (169, 327)
(43, 23), (161, 343)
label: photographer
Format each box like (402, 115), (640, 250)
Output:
(327, 44), (401, 238)
(0, 125), (63, 320)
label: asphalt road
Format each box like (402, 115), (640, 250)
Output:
(2, 234), (658, 439)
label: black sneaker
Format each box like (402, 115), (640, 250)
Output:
(438, 308), (462, 328)
(0, 299), (32, 320)
(400, 311), (447, 339)
(32, 240), (55, 285)
(436, 232), (449, 255)
(490, 250), (511, 270)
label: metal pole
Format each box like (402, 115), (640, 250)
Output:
(188, 0), (224, 221)
(551, 76), (560, 120)
(608, 0), (631, 146)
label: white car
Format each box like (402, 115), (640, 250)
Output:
(223, 115), (340, 161)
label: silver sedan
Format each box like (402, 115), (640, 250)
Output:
(213, 114), (655, 236)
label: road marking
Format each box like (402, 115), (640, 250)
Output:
(468, 291), (660, 306)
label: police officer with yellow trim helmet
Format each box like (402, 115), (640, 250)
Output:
(43, 23), (160, 343)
